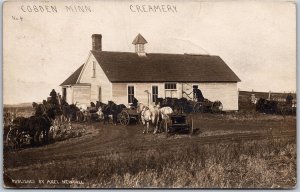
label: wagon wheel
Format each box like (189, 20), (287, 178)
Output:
(119, 111), (130, 126)
(193, 102), (204, 113)
(211, 101), (223, 113)
(6, 127), (21, 150)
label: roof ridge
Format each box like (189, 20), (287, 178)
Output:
(91, 50), (215, 57)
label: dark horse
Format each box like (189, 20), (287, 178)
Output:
(156, 97), (190, 113)
(256, 98), (278, 114)
(11, 106), (55, 147)
(32, 109), (56, 145)
(96, 101), (126, 125)
(60, 100), (80, 122)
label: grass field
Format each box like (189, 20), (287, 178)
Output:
(5, 138), (295, 188)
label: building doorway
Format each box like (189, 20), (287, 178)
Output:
(62, 88), (67, 101)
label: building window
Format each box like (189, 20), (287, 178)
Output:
(165, 83), (177, 98)
(165, 83), (177, 90)
(152, 86), (158, 102)
(128, 86), (134, 103)
(92, 61), (96, 78)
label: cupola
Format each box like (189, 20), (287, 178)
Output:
(132, 33), (147, 56)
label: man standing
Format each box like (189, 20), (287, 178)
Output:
(132, 97), (138, 108)
(193, 86), (204, 102)
(50, 89), (58, 105)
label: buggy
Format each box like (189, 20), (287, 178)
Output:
(6, 125), (31, 149)
(117, 107), (140, 126)
(192, 99), (223, 113)
(159, 113), (194, 135)
(277, 102), (296, 116)
(157, 97), (223, 114)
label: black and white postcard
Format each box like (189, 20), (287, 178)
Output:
(3, 0), (296, 188)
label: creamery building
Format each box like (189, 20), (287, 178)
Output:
(60, 34), (240, 111)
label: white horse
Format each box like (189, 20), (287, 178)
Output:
(75, 103), (90, 122)
(160, 106), (173, 119)
(96, 107), (104, 120)
(158, 107), (173, 133)
(137, 103), (160, 134)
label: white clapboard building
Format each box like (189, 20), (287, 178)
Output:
(60, 34), (240, 110)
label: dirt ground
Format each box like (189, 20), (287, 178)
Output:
(3, 112), (296, 188)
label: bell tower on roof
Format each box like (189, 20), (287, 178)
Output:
(132, 33), (147, 56)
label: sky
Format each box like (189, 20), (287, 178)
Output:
(3, 0), (296, 104)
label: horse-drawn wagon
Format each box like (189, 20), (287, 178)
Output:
(278, 102), (296, 116)
(156, 97), (223, 114)
(6, 125), (31, 149)
(163, 114), (194, 134)
(118, 107), (140, 126)
(192, 99), (223, 113)
(256, 98), (296, 115)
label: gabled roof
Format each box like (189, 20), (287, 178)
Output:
(60, 64), (84, 86)
(60, 51), (241, 86)
(132, 34), (147, 45)
(91, 51), (240, 82)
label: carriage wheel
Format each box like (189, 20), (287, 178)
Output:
(6, 128), (21, 149)
(119, 111), (130, 126)
(211, 101), (223, 113)
(193, 102), (203, 113)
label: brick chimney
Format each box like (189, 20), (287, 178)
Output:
(92, 34), (102, 51)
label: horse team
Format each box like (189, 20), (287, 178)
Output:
(62, 100), (174, 134)
(7, 104), (56, 148)
(5, 92), (195, 150)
